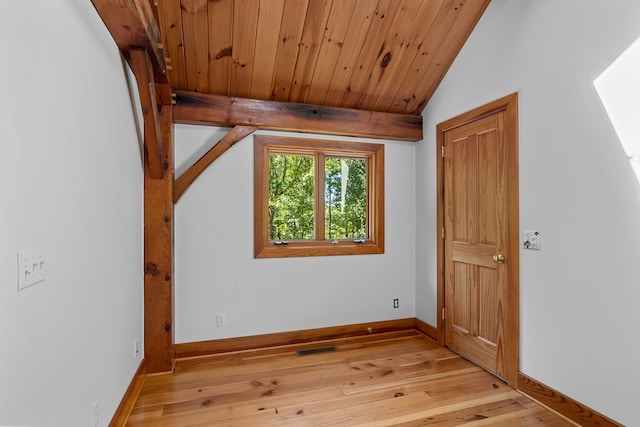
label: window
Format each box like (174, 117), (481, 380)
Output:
(254, 135), (384, 258)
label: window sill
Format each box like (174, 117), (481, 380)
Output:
(254, 240), (384, 258)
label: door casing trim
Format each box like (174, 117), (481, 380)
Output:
(435, 93), (519, 386)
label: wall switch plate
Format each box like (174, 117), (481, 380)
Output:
(523, 230), (541, 250)
(17, 247), (46, 290)
(216, 313), (226, 327)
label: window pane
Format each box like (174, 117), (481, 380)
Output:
(324, 157), (367, 239)
(255, 135), (383, 258)
(268, 154), (315, 240)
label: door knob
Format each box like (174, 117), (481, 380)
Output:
(492, 254), (505, 264)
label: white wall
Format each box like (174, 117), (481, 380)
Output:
(175, 126), (416, 343)
(0, 2), (144, 426)
(416, 1), (640, 425)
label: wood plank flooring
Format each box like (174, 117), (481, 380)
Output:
(126, 330), (573, 426)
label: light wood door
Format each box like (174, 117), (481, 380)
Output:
(443, 111), (510, 380)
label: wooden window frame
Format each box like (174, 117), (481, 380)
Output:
(254, 135), (384, 258)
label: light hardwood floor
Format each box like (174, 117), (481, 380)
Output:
(126, 330), (573, 426)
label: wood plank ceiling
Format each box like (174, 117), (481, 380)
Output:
(156, 0), (490, 115)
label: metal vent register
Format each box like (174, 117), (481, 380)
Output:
(296, 346), (337, 356)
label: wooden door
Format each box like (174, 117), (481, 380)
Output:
(439, 94), (518, 384)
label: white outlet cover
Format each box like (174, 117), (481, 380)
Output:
(134, 340), (141, 359)
(17, 247), (46, 291)
(93, 400), (99, 427)
(216, 314), (226, 327)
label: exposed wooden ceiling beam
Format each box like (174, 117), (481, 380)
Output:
(173, 126), (257, 204)
(173, 91), (423, 142)
(130, 48), (164, 179)
(91, 0), (169, 85)
(92, 0), (173, 178)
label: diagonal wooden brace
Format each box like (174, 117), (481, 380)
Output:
(130, 48), (164, 179)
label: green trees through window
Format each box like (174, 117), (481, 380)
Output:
(268, 155), (368, 241)
(268, 154), (315, 240)
(324, 157), (367, 240)
(255, 135), (384, 258)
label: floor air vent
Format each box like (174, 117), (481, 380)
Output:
(296, 346), (337, 356)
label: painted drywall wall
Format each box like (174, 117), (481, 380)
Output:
(0, 2), (144, 426)
(175, 126), (416, 343)
(416, 1), (640, 424)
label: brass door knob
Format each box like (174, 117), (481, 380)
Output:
(492, 254), (505, 264)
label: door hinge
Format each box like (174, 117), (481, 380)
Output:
(441, 145), (445, 158)
(442, 307), (446, 320)
(441, 227), (445, 239)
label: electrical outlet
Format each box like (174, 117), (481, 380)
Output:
(216, 313), (226, 327)
(17, 247), (46, 291)
(92, 400), (99, 427)
(393, 298), (399, 309)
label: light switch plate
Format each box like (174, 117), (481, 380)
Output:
(17, 247), (46, 290)
(522, 230), (541, 250)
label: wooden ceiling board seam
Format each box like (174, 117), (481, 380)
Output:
(355, 0), (425, 111)
(398, 0), (490, 114)
(156, 0), (188, 90)
(387, 0), (467, 113)
(287, 0), (334, 103)
(181, 0), (210, 93)
(316, 0), (379, 108)
(230, 0), (260, 98)
(250, 0), (286, 99)
(208, 0), (234, 96)
(270, 0), (311, 102)
(304, 0), (358, 106)
(370, 0), (445, 112)
(338, 0), (403, 109)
